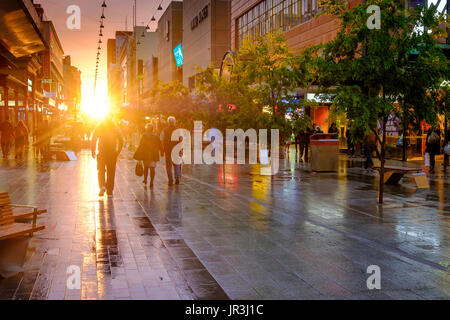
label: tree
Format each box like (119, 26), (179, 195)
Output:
(195, 31), (317, 143)
(148, 80), (195, 127)
(315, 0), (448, 203)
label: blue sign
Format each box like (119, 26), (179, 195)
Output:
(173, 44), (183, 67)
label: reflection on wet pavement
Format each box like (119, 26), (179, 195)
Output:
(0, 147), (449, 299)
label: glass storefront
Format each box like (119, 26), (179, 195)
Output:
(236, 0), (321, 48)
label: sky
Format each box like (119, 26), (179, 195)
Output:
(34, 0), (174, 113)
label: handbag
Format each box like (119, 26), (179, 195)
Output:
(135, 161), (144, 177)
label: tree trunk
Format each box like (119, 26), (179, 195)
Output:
(378, 116), (387, 204)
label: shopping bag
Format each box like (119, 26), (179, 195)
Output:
(135, 161), (144, 177)
(424, 152), (430, 167)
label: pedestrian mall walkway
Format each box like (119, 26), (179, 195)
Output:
(0, 148), (449, 299)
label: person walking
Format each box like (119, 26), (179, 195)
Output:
(302, 126), (313, 162)
(443, 126), (449, 172)
(35, 120), (52, 160)
(134, 123), (162, 189)
(294, 128), (300, 159)
(14, 120), (29, 159)
(161, 116), (182, 186)
(363, 131), (377, 169)
(346, 127), (355, 157)
(425, 127), (441, 173)
(91, 115), (124, 197)
(0, 117), (15, 159)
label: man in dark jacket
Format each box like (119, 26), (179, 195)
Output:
(426, 128), (440, 173)
(91, 115), (124, 197)
(0, 117), (15, 159)
(161, 116), (182, 186)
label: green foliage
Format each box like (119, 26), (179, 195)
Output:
(193, 31), (316, 140)
(314, 0), (448, 202)
(316, 0), (448, 139)
(148, 80), (195, 127)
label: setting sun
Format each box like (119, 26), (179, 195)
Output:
(81, 84), (109, 119)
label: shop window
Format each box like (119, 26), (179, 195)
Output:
(302, 0), (311, 22)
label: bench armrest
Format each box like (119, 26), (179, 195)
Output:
(10, 204), (37, 209)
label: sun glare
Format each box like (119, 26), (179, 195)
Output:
(81, 84), (109, 119)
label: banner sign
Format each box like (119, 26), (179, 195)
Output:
(173, 44), (183, 67)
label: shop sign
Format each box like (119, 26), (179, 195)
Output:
(385, 114), (399, 136)
(173, 44), (183, 67)
(378, 113), (399, 136)
(191, 4), (209, 30)
(306, 93), (333, 103)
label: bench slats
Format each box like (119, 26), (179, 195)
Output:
(0, 223), (45, 241)
(373, 166), (421, 172)
(13, 208), (47, 221)
(0, 192), (46, 239)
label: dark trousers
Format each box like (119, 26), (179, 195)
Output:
(1, 141), (12, 158)
(97, 153), (117, 193)
(299, 143), (309, 161)
(364, 145), (374, 169)
(444, 153), (449, 170)
(429, 152), (436, 171)
(165, 157), (181, 184)
(348, 143), (355, 156)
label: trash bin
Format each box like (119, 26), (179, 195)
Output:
(310, 133), (339, 172)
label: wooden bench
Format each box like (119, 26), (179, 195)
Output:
(0, 193), (45, 241)
(373, 165), (429, 188)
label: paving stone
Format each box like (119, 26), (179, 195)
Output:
(1, 149), (449, 299)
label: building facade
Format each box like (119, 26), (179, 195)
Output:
(41, 20), (65, 117)
(135, 27), (158, 110)
(0, 0), (47, 134)
(157, 1), (183, 84)
(182, 0), (231, 88)
(63, 56), (81, 120)
(231, 0), (341, 52)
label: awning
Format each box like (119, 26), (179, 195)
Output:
(0, 0), (47, 59)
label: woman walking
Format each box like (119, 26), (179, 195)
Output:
(134, 123), (162, 188)
(14, 120), (29, 159)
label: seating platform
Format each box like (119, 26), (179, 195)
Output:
(373, 165), (429, 188)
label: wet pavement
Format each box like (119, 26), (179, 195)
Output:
(0, 147), (449, 300)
